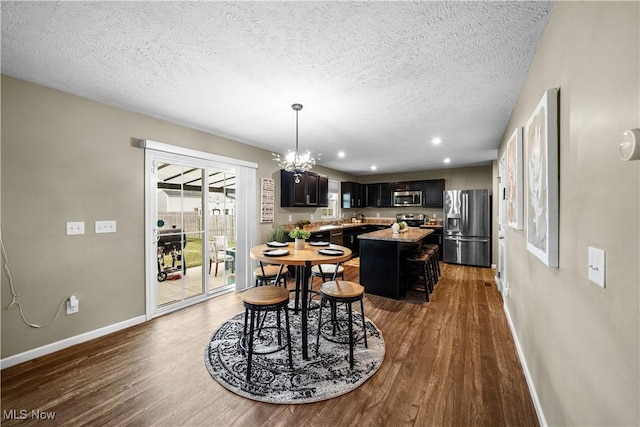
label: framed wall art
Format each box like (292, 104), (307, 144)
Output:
(525, 88), (559, 267)
(506, 127), (523, 229)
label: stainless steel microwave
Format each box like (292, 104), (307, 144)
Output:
(393, 190), (422, 207)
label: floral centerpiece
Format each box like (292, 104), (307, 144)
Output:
(289, 227), (311, 249)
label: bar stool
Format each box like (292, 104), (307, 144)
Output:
(423, 244), (441, 281)
(310, 263), (345, 285)
(315, 280), (368, 369)
(406, 251), (434, 301)
(254, 262), (288, 287)
(415, 245), (439, 287)
(241, 286), (293, 381)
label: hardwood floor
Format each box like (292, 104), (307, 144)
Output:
(1, 263), (538, 427)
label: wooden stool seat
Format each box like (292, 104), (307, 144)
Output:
(254, 264), (288, 287)
(320, 280), (364, 299)
(242, 285), (289, 306)
(311, 264), (345, 276)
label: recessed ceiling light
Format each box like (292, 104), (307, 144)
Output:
(338, 151), (345, 158)
(371, 165), (377, 171)
(443, 158), (451, 164)
(432, 137), (442, 145)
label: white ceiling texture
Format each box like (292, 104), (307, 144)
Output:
(1, 1), (553, 176)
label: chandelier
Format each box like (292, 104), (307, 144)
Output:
(273, 103), (317, 183)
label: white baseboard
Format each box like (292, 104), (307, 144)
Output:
(494, 275), (503, 293)
(503, 301), (547, 426)
(0, 315), (146, 370)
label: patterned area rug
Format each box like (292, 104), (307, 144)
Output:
(204, 307), (385, 404)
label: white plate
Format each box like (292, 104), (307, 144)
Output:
(318, 249), (344, 256)
(262, 249), (290, 257)
(309, 241), (330, 246)
(266, 241), (289, 247)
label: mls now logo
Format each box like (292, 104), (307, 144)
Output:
(3, 409), (56, 420)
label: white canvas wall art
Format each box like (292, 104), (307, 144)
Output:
(506, 127), (523, 229)
(525, 88), (559, 267)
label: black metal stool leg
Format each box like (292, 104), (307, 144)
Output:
(360, 298), (368, 348)
(315, 297), (324, 355)
(348, 302), (354, 369)
(246, 309), (256, 381)
(284, 306), (293, 369)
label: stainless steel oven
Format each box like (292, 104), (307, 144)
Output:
(393, 190), (422, 207)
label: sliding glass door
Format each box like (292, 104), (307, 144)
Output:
(155, 162), (206, 307)
(148, 152), (237, 316)
(207, 170), (236, 292)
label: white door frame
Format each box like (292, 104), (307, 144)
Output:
(496, 151), (507, 295)
(141, 139), (257, 320)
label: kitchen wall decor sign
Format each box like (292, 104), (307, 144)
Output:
(525, 88), (559, 268)
(260, 177), (275, 223)
(506, 127), (523, 230)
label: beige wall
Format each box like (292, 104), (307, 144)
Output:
(497, 2), (639, 425)
(0, 76), (353, 357)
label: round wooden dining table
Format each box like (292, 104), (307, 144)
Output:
(250, 242), (352, 359)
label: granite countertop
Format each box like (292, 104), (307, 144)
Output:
(420, 224), (443, 228)
(358, 227), (434, 243)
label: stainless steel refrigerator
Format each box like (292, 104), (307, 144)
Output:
(443, 189), (491, 267)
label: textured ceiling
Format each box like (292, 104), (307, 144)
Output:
(1, 1), (553, 175)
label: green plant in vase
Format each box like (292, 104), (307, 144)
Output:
(289, 227), (311, 249)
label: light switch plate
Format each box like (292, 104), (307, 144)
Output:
(95, 220), (117, 233)
(587, 246), (606, 288)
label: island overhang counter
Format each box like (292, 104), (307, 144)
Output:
(358, 227), (434, 299)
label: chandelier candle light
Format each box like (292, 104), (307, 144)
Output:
(273, 103), (318, 183)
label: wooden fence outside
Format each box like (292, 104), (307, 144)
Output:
(158, 212), (236, 243)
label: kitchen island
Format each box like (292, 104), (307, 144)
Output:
(358, 227), (434, 299)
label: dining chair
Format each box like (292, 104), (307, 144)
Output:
(209, 239), (234, 276)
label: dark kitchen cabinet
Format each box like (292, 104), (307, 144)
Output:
(423, 179), (445, 207)
(281, 170), (328, 207)
(341, 181), (363, 208)
(306, 172), (319, 205)
(318, 174), (329, 207)
(394, 181), (423, 191)
(309, 231), (330, 242)
(365, 183), (393, 207)
(379, 182), (394, 207)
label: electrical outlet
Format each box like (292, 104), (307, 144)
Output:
(66, 295), (79, 315)
(66, 222), (85, 235)
(288, 215), (292, 222)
